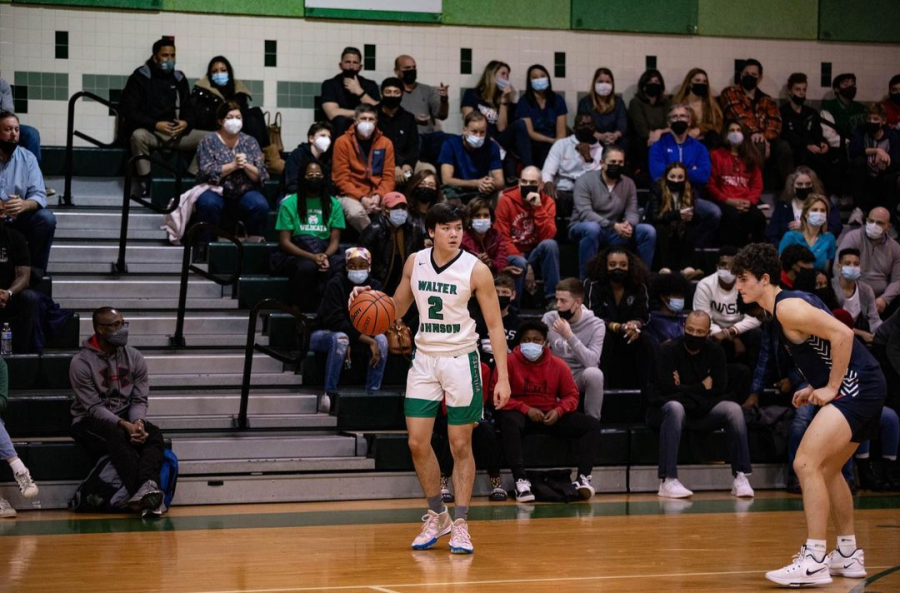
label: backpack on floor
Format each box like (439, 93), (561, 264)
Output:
(525, 469), (579, 503)
(68, 455), (130, 513)
(159, 449), (179, 508)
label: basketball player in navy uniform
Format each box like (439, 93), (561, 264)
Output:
(350, 202), (511, 554)
(731, 243), (885, 587)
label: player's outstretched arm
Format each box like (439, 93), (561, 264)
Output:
(778, 298), (854, 406)
(472, 262), (510, 409)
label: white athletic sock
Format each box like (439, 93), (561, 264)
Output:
(8, 457), (26, 475)
(837, 535), (857, 556)
(806, 539), (827, 558)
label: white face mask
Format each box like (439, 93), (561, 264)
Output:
(347, 270), (369, 285)
(495, 76), (510, 90)
(594, 82), (613, 96)
(389, 209), (408, 226)
(356, 121), (375, 138)
(807, 211), (827, 228)
(471, 219), (491, 234)
(222, 118), (242, 134)
(717, 268), (735, 284)
(727, 131), (744, 146)
(866, 222), (885, 241)
(313, 136), (331, 153)
(466, 134), (485, 148)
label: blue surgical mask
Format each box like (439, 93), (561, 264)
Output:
(841, 266), (861, 281)
(348, 270), (369, 285)
(471, 219), (491, 234)
(466, 134), (485, 149)
(807, 212), (827, 228)
(211, 72), (229, 86)
(495, 76), (510, 90)
(520, 342), (543, 361)
(667, 297), (685, 312)
(389, 209), (408, 226)
(158, 60), (175, 72)
(531, 77), (550, 91)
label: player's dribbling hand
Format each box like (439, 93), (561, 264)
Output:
(808, 386), (838, 407)
(791, 385), (814, 408)
(347, 285), (371, 309)
(494, 378), (511, 410)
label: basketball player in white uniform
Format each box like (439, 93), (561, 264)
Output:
(350, 202), (511, 554)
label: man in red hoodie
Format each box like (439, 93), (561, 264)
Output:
(491, 320), (601, 502)
(495, 166), (560, 310)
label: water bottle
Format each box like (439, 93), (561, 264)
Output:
(0, 323), (11, 357)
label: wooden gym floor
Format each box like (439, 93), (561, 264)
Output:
(2, 491), (899, 593)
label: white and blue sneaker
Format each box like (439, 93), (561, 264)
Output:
(411, 509), (451, 550)
(765, 546), (832, 587)
(827, 547), (866, 578)
(449, 518), (474, 554)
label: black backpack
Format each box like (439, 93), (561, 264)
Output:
(68, 455), (130, 513)
(525, 469), (580, 503)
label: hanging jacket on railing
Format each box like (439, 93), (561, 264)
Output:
(163, 184), (221, 245)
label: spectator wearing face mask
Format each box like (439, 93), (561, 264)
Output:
(310, 247), (388, 414)
(707, 120), (765, 246)
(647, 162), (704, 278)
(778, 194), (836, 272)
(541, 113), (604, 220)
(644, 272), (688, 347)
(394, 54), (449, 164)
(359, 191), (426, 294)
(462, 60), (517, 149)
(780, 244), (816, 290)
(461, 197), (507, 277)
(284, 122), (334, 197)
(849, 102), (900, 216)
(832, 248), (882, 343)
(821, 73), (867, 147)
(438, 111), (504, 203)
(377, 77), (434, 187)
(513, 65), (568, 168)
(835, 207), (900, 316)
(767, 167), (841, 246)
(321, 46), (381, 137)
(629, 69), (671, 175)
(542, 278), (606, 421)
(884, 74), (900, 131)
(404, 170), (442, 235)
(780, 73), (829, 181)
(577, 68), (627, 149)
(475, 274), (520, 368)
(672, 68), (724, 149)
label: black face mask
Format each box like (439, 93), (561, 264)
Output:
(891, 93), (900, 106)
(413, 186), (438, 203)
(304, 177), (325, 193)
(790, 94), (806, 106)
(644, 83), (662, 98)
(683, 333), (707, 352)
(691, 83), (708, 96)
(667, 180), (686, 194)
(839, 86), (858, 101)
(795, 187), (813, 200)
(608, 268), (628, 283)
(520, 185), (539, 199)
(604, 164), (623, 179)
(558, 307), (576, 321)
(381, 95), (402, 109)
(670, 120), (689, 136)
(342, 68), (358, 79)
(575, 127), (596, 143)
(498, 296), (511, 310)
(0, 139), (17, 155)
(401, 69), (417, 85)
(866, 122), (882, 136)
(741, 75), (759, 92)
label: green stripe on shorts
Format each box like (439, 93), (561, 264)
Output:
(404, 395), (440, 418)
(448, 351), (483, 425)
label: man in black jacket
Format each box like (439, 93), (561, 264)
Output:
(647, 311), (754, 499)
(119, 38), (204, 189)
(359, 192), (426, 294)
(378, 78), (434, 187)
(780, 73), (831, 183)
(321, 47), (380, 137)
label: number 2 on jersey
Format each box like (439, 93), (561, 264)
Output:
(427, 296), (444, 320)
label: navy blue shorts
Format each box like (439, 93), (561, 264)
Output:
(831, 390), (886, 443)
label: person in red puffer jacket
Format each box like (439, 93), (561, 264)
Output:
(491, 320), (601, 502)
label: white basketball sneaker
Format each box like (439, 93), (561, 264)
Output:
(827, 547), (866, 578)
(515, 479), (535, 503)
(765, 546), (832, 587)
(731, 472), (754, 498)
(658, 478), (693, 499)
(449, 518), (474, 554)
(411, 509), (451, 550)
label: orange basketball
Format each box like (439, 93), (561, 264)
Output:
(349, 290), (396, 336)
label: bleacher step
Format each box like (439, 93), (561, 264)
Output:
(150, 414), (337, 431)
(49, 262), (188, 274)
(78, 311), (253, 337)
(177, 456), (374, 475)
(144, 352), (286, 375)
(169, 433), (358, 460)
(151, 373), (304, 388)
(54, 210), (163, 230)
(55, 277), (224, 299)
(58, 297), (238, 310)
(148, 391), (320, 416)
(50, 243), (183, 263)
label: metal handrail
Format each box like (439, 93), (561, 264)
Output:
(115, 154), (190, 273)
(237, 298), (310, 429)
(63, 91), (121, 206)
(169, 222), (245, 348)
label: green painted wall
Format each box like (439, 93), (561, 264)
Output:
(163, 0), (302, 17)
(819, 0), (900, 43)
(698, 0), (817, 40)
(572, 0), (697, 34)
(443, 0), (570, 29)
(11, 0), (160, 8)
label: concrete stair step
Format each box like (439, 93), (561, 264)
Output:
(55, 277), (224, 299)
(57, 228), (168, 241)
(78, 312), (252, 336)
(144, 352), (286, 375)
(57, 297), (238, 310)
(49, 262), (188, 274)
(177, 456), (373, 475)
(50, 243), (182, 263)
(169, 433), (358, 460)
(117, 334), (265, 348)
(54, 210), (163, 231)
(148, 391), (319, 416)
(150, 414), (337, 431)
(150, 372), (303, 388)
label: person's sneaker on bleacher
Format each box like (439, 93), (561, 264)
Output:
(440, 476), (454, 503)
(573, 474), (595, 500)
(14, 469), (38, 499)
(515, 478), (535, 502)
(658, 478), (693, 499)
(0, 498), (17, 519)
(488, 476), (507, 501)
(317, 393), (331, 414)
(411, 509), (451, 550)
(128, 480), (163, 511)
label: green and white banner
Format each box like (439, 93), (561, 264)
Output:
(305, 0), (442, 22)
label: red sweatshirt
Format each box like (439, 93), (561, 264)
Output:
(490, 346), (579, 417)
(707, 147), (763, 205)
(461, 227), (508, 274)
(494, 187), (557, 256)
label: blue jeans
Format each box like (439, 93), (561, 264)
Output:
(790, 404), (854, 482)
(9, 208), (56, 273)
(19, 125), (41, 164)
(309, 330), (388, 394)
(856, 406), (900, 459)
(568, 221), (656, 278)
(507, 239), (560, 302)
(692, 198), (722, 248)
(193, 190), (269, 244)
(0, 418), (16, 459)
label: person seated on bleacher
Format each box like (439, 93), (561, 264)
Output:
(513, 64), (569, 168)
(646, 162), (703, 278)
(193, 101), (269, 260)
(647, 310), (754, 499)
(779, 73), (830, 183)
(693, 246), (762, 365)
(309, 247), (388, 415)
(0, 78), (45, 175)
(766, 167), (841, 245)
(0, 216), (40, 353)
(377, 77), (434, 188)
(405, 170), (442, 235)
(437, 111), (504, 204)
(541, 113), (604, 219)
(884, 74), (900, 131)
(871, 310), (900, 488)
(0, 110), (56, 275)
(0, 356), (39, 518)
(462, 60), (517, 153)
(849, 103), (900, 217)
(821, 73), (867, 151)
(492, 320), (601, 502)
(708, 120), (766, 246)
(191, 55), (282, 174)
(671, 68), (724, 150)
(461, 197), (507, 278)
(69, 307), (166, 516)
(577, 68), (627, 149)
(332, 104), (395, 233)
(120, 38), (205, 195)
(628, 69), (671, 175)
(832, 248), (882, 344)
(359, 191), (425, 295)
(284, 122), (334, 198)
(320, 46), (380, 137)
(778, 194), (836, 272)
(644, 272), (688, 347)
(779, 243), (816, 289)
(475, 274), (520, 368)
(570, 146), (655, 276)
(542, 278), (605, 421)
(270, 161), (344, 312)
(495, 166), (559, 310)
(584, 247), (654, 395)
(834, 207), (900, 316)
(394, 54), (449, 165)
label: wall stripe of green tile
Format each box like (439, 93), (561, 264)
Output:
(819, 0), (900, 43)
(442, 0), (569, 29)
(276, 81), (318, 110)
(572, 0), (697, 34)
(163, 0), (302, 17)
(14, 71), (69, 101)
(11, 0), (160, 8)
(698, 0), (817, 40)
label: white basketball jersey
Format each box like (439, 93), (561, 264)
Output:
(410, 248), (479, 355)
